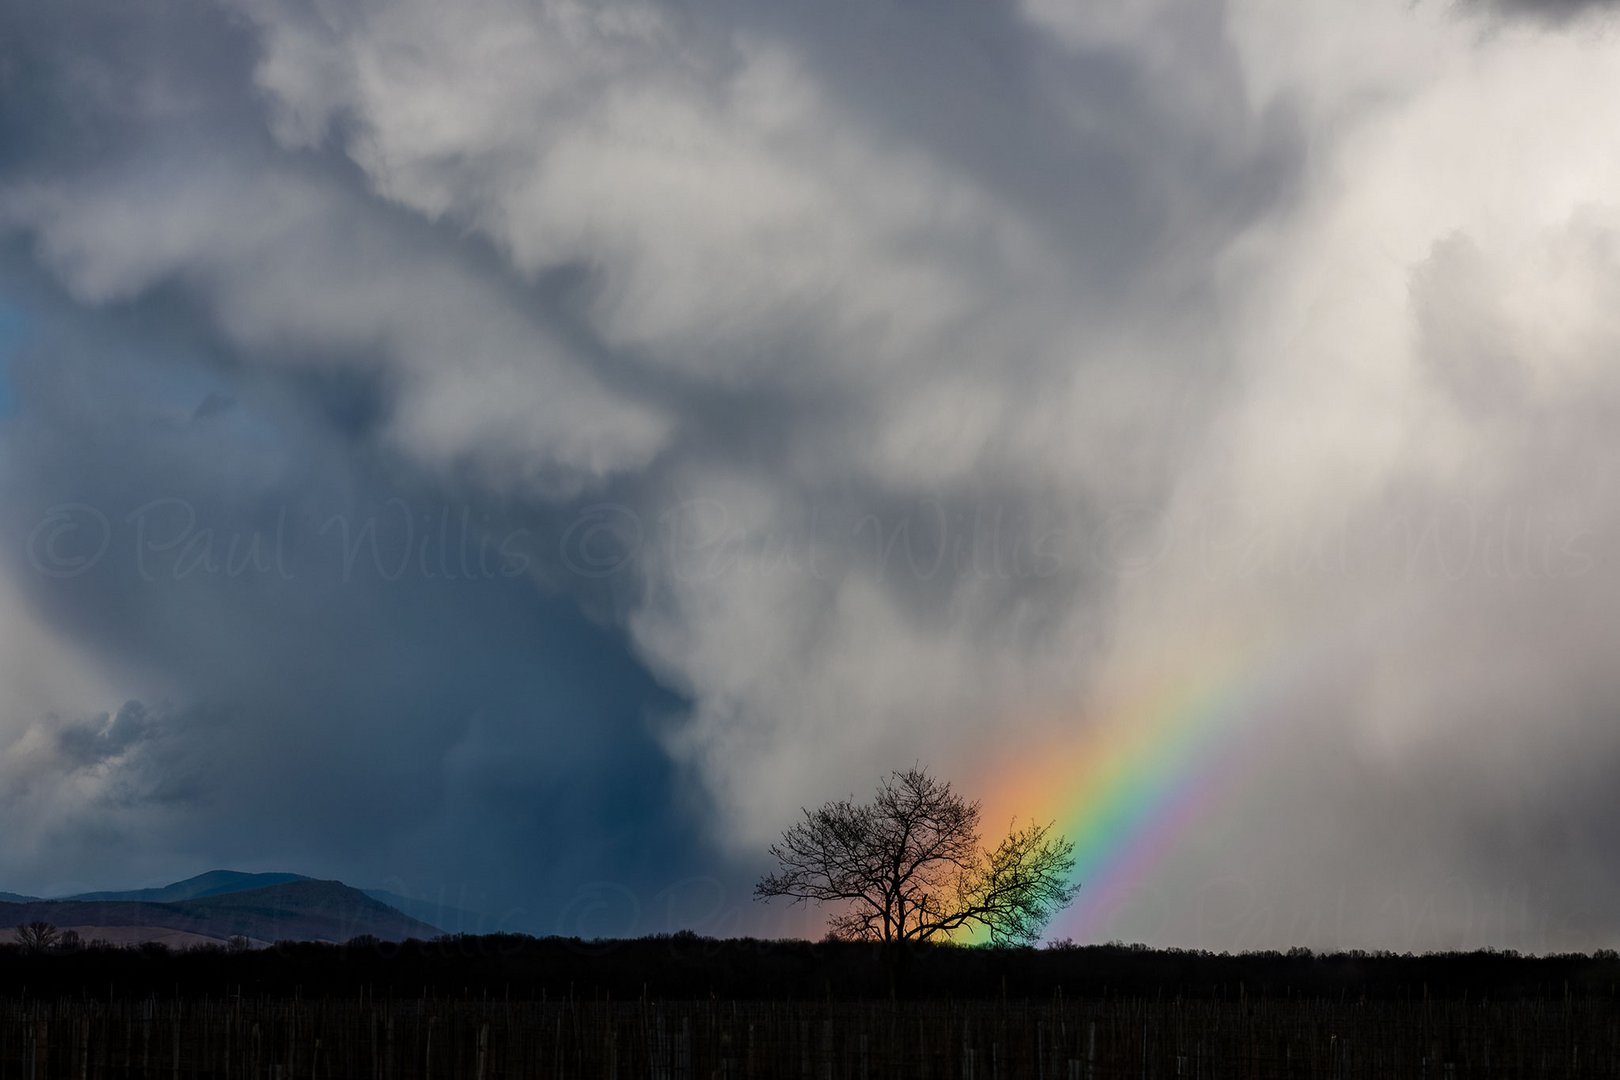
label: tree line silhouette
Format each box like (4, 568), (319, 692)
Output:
(5, 933), (1620, 1002)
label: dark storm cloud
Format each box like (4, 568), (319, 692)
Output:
(54, 700), (158, 770)
(0, 0), (707, 915)
(0, 261), (708, 918)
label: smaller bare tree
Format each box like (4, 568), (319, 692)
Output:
(15, 920), (60, 953)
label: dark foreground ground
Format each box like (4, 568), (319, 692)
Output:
(6, 995), (1616, 1078)
(4, 936), (1620, 1077)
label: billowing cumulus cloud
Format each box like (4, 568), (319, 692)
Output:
(3, 0), (1620, 949)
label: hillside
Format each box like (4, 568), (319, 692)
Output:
(1, 879), (439, 945)
(63, 870), (311, 904)
(182, 880), (440, 942)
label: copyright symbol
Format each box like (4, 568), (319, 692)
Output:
(27, 503), (110, 579)
(559, 503), (642, 578)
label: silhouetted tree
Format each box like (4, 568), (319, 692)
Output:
(15, 920), (60, 952)
(756, 767), (1078, 946)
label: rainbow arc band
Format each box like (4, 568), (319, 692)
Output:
(967, 642), (1302, 945)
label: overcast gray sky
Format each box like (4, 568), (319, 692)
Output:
(4, 0), (1620, 951)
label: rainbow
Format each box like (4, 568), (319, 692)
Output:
(970, 641), (1303, 945)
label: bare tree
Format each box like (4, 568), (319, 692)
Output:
(15, 920), (60, 952)
(755, 767), (1078, 946)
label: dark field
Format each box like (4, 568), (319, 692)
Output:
(5, 995), (1620, 1078)
(5, 938), (1620, 1077)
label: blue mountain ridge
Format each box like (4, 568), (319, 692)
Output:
(2, 872), (442, 944)
(61, 870), (312, 903)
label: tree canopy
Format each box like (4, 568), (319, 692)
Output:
(755, 767), (1078, 946)
(15, 920), (60, 953)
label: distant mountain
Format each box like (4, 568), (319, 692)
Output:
(0, 891), (39, 904)
(2, 878), (440, 946)
(62, 870), (312, 903)
(177, 880), (441, 942)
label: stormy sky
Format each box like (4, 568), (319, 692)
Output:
(4, 0), (1620, 951)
